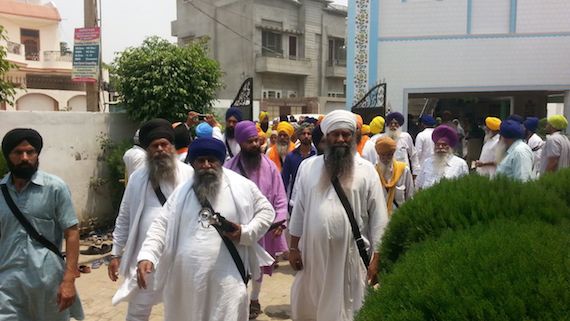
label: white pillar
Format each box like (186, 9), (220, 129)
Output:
(564, 91), (570, 132)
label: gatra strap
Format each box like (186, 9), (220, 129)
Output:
(225, 138), (234, 158)
(376, 161), (406, 216)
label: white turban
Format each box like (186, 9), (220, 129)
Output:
(321, 110), (357, 134)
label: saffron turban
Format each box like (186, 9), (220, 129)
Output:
(419, 114), (436, 126)
(500, 119), (525, 139)
(386, 112), (405, 126)
(235, 120), (258, 144)
(312, 125), (324, 147)
(432, 125), (459, 147)
(485, 117), (502, 131)
(506, 114), (524, 124)
(187, 137), (226, 164)
(259, 111), (269, 122)
(362, 124), (371, 135)
(369, 116), (385, 135)
(139, 118), (175, 149)
(523, 117), (539, 132)
(354, 114), (363, 129)
(2, 128), (43, 158)
(321, 110), (356, 134)
(375, 136), (397, 155)
(195, 122), (213, 138)
(277, 121), (295, 137)
(226, 107), (243, 121)
(547, 114), (568, 130)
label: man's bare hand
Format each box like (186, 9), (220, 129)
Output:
(289, 249), (303, 271)
(57, 280), (76, 312)
(367, 253), (380, 286)
(223, 221), (242, 242)
(186, 111), (199, 126)
(272, 226), (284, 238)
(205, 114), (219, 128)
(137, 260), (154, 289)
(107, 257), (121, 282)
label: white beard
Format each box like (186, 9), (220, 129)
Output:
(433, 152), (451, 176)
(386, 128), (401, 141)
(378, 160), (394, 181)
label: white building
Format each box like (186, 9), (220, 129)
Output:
(347, 0), (570, 128)
(172, 0), (348, 119)
(0, 0), (88, 111)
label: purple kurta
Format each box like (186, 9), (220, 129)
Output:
(225, 154), (289, 275)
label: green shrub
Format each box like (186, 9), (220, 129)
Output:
(0, 151), (7, 178)
(534, 168), (570, 208)
(358, 221), (570, 321)
(379, 174), (570, 273)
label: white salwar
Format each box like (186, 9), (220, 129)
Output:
(289, 156), (389, 321)
(111, 161), (194, 307)
(137, 169), (275, 321)
(416, 154), (469, 190)
(476, 133), (500, 177)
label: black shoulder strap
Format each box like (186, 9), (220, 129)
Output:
(225, 138), (234, 158)
(153, 184), (167, 206)
(193, 186), (249, 286)
(1, 184), (64, 259)
(331, 177), (370, 269)
(236, 157), (249, 179)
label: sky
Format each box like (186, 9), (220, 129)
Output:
(53, 0), (348, 63)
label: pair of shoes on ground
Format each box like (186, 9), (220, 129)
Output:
(80, 243), (112, 255)
(249, 301), (262, 320)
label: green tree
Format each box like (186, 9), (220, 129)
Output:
(113, 36), (223, 122)
(0, 26), (16, 104)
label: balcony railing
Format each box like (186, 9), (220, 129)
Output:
(7, 41), (23, 55)
(44, 51), (73, 62)
(327, 59), (347, 67)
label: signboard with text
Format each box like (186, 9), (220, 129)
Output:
(72, 27), (100, 83)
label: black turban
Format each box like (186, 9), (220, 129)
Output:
(139, 118), (175, 149)
(2, 128), (43, 158)
(173, 123), (191, 150)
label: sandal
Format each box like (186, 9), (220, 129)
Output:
(249, 301), (261, 320)
(78, 265), (91, 274)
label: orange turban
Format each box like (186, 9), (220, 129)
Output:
(485, 117), (501, 131)
(354, 114), (363, 129)
(375, 136), (397, 155)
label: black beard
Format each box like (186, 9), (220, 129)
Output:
(194, 168), (222, 205)
(260, 122), (269, 132)
(241, 148), (262, 170)
(8, 160), (39, 180)
(225, 127), (235, 139)
(324, 143), (355, 179)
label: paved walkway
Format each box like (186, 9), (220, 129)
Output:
(75, 258), (294, 321)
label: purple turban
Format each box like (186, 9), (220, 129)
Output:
(139, 118), (175, 149)
(187, 137), (226, 164)
(500, 119), (525, 139)
(523, 117), (539, 132)
(419, 114), (436, 126)
(234, 120), (258, 144)
(225, 107), (243, 121)
(432, 125), (459, 147)
(386, 112), (405, 126)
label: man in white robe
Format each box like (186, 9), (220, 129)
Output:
(540, 115), (570, 174)
(108, 119), (194, 320)
(222, 107), (243, 159)
(416, 125), (469, 190)
(475, 117), (501, 177)
(288, 110), (389, 321)
(414, 115), (436, 170)
(123, 129), (146, 181)
(136, 137), (275, 321)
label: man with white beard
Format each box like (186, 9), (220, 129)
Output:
(108, 119), (194, 320)
(416, 125), (469, 190)
(136, 137), (275, 321)
(475, 117), (501, 177)
(266, 121), (295, 172)
(414, 115), (437, 170)
(495, 120), (534, 182)
(289, 110), (389, 321)
(523, 117), (544, 176)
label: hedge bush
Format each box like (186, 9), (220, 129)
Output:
(379, 174), (570, 273)
(358, 221), (570, 321)
(0, 151), (7, 178)
(534, 168), (570, 208)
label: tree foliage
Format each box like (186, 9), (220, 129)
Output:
(113, 36), (223, 122)
(0, 26), (16, 104)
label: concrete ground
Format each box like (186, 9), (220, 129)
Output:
(75, 253), (294, 321)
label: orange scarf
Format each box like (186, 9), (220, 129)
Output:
(268, 142), (295, 171)
(356, 135), (370, 156)
(376, 161), (406, 216)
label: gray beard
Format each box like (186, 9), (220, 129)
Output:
(324, 142), (356, 180)
(148, 152), (178, 188)
(194, 167), (223, 205)
(277, 142), (289, 159)
(387, 128), (401, 141)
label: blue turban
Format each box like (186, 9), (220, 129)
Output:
(506, 114), (524, 124)
(195, 122), (213, 138)
(225, 107), (243, 121)
(500, 119), (525, 139)
(188, 137), (226, 164)
(419, 114), (436, 126)
(386, 112), (405, 126)
(523, 117), (539, 132)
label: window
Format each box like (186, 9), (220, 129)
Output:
(262, 31), (282, 57)
(262, 89), (282, 99)
(289, 36), (297, 59)
(21, 29), (40, 61)
(328, 37), (346, 66)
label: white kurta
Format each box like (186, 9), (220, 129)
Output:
(476, 134), (500, 177)
(415, 128), (435, 170)
(222, 134), (241, 159)
(378, 164), (415, 208)
(289, 156), (389, 321)
(526, 133), (544, 176)
(137, 169), (275, 321)
(123, 145), (146, 178)
(111, 161), (194, 305)
(362, 132), (420, 175)
(540, 131), (570, 174)
(416, 154), (469, 190)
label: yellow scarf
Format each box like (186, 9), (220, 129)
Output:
(376, 161), (406, 216)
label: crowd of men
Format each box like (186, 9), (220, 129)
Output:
(1, 107), (569, 321)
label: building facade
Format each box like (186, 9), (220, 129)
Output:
(347, 0), (570, 128)
(172, 0), (347, 119)
(0, 0), (88, 111)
